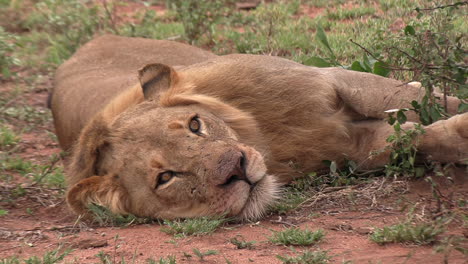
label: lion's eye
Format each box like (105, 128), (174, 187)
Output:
(156, 171), (175, 187)
(189, 116), (201, 134)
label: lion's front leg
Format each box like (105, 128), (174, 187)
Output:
(348, 113), (468, 169)
(418, 113), (468, 164)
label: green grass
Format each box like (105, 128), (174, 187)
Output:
(0, 248), (72, 264)
(326, 6), (376, 20)
(87, 203), (151, 227)
(276, 249), (331, 264)
(147, 256), (177, 264)
(0, 209), (8, 216)
(0, 155), (66, 189)
(161, 216), (226, 237)
(269, 228), (324, 246)
(230, 236), (256, 249)
(370, 222), (445, 245)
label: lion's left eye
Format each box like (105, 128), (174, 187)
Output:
(189, 116), (201, 134)
(156, 171), (175, 188)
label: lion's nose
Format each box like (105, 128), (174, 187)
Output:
(218, 151), (251, 187)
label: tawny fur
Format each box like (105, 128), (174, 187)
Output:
(51, 35), (467, 221)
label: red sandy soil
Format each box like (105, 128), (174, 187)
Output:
(0, 2), (466, 264)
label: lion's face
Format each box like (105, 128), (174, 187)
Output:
(65, 63), (279, 220)
(101, 104), (277, 219)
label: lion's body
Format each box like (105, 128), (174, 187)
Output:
(51, 35), (467, 220)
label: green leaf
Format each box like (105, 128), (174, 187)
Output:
(350, 61), (367, 72)
(415, 167), (426, 178)
(373, 61), (390, 77)
(1, 67), (11, 79)
(458, 102), (468, 113)
(394, 122), (401, 132)
(404, 25), (416, 36)
(362, 54), (372, 72)
(429, 107), (441, 122)
(304, 57), (332, 67)
(0, 209), (8, 216)
(411, 100), (421, 110)
(330, 161), (337, 174)
(397, 110), (407, 124)
(315, 25), (335, 60)
(420, 108), (430, 125)
(387, 114), (396, 125)
(347, 160), (357, 171)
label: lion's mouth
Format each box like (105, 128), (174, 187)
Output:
(219, 174), (253, 188)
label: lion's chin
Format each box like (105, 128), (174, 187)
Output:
(237, 174), (280, 221)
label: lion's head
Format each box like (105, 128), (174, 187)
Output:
(66, 64), (279, 221)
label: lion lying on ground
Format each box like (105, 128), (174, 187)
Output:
(51, 35), (467, 220)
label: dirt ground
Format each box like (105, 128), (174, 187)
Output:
(1, 2), (467, 264)
(0, 86), (465, 264)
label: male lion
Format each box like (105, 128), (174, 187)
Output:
(51, 35), (467, 221)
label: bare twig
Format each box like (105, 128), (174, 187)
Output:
(349, 39), (382, 62)
(101, 0), (119, 34)
(29, 155), (61, 187)
(415, 1), (467, 12)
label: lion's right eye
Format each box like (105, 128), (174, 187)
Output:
(156, 171), (175, 188)
(189, 116), (201, 134)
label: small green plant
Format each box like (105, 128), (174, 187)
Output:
(96, 235), (140, 264)
(269, 228), (324, 246)
(0, 157), (35, 175)
(169, 0), (231, 44)
(32, 165), (65, 189)
(146, 256), (177, 264)
(269, 172), (318, 214)
(192, 248), (218, 261)
(161, 216), (226, 237)
(305, 25), (390, 77)
(434, 235), (468, 263)
(326, 6), (376, 20)
(228, 1), (306, 56)
(119, 9), (183, 40)
(0, 209), (8, 216)
(24, 0), (113, 66)
(0, 26), (21, 79)
(0, 248), (72, 264)
(230, 236), (255, 249)
(95, 251), (112, 264)
(269, 189), (308, 214)
(357, 2), (466, 122)
(370, 221), (444, 245)
(276, 249), (331, 264)
(0, 125), (20, 151)
(382, 109), (426, 177)
(2, 105), (51, 125)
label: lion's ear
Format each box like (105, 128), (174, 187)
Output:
(138, 63), (179, 101)
(67, 115), (110, 187)
(67, 175), (129, 216)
